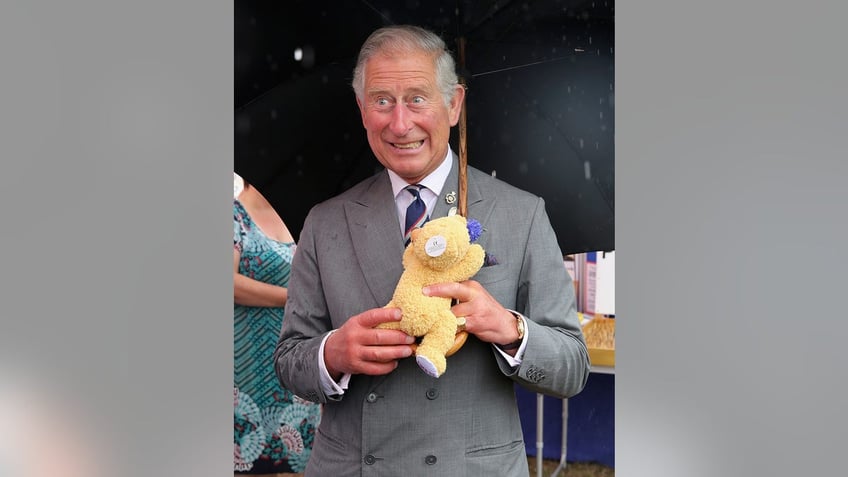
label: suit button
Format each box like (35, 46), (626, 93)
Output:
(425, 388), (439, 400)
(364, 454), (376, 465)
(424, 455), (437, 465)
(366, 392), (378, 403)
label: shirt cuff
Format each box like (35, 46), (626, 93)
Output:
(492, 311), (528, 367)
(318, 330), (351, 396)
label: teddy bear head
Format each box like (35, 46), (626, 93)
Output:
(408, 215), (476, 272)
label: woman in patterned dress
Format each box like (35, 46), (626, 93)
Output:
(233, 173), (321, 476)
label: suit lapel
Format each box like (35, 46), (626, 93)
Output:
(464, 167), (497, 247)
(434, 153), (497, 238)
(431, 156), (457, 219)
(345, 172), (406, 307)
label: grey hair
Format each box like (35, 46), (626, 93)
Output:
(351, 25), (459, 107)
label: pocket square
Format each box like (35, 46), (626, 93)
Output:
(482, 252), (499, 267)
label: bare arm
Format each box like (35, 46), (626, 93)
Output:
(233, 247), (288, 307)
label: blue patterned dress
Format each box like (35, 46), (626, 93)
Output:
(233, 199), (321, 474)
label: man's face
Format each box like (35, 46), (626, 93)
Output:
(356, 50), (464, 184)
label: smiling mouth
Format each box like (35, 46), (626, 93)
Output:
(391, 140), (424, 149)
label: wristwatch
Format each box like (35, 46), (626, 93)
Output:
(500, 312), (525, 350)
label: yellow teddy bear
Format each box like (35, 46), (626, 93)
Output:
(377, 214), (485, 378)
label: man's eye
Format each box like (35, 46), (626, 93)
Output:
(376, 98), (390, 106)
(411, 96), (426, 104)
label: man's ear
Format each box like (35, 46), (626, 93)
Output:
(447, 84), (466, 127)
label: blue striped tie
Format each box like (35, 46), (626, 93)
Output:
(403, 184), (429, 245)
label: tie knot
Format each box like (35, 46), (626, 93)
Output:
(405, 184), (423, 199)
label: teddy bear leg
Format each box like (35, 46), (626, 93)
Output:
(415, 314), (457, 378)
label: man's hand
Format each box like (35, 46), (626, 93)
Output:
(324, 307), (416, 380)
(423, 280), (520, 349)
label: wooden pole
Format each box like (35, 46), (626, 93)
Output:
(447, 36), (470, 357)
(457, 36), (468, 218)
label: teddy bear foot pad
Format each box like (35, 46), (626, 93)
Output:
(416, 356), (442, 378)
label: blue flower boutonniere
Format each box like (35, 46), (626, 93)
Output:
(466, 218), (498, 267)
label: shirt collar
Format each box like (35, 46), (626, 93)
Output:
(388, 149), (453, 200)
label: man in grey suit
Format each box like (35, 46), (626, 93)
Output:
(274, 25), (590, 476)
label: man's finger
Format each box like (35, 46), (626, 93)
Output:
(364, 344), (413, 363)
(424, 281), (480, 302)
(357, 307), (402, 328)
(369, 329), (416, 346)
(422, 282), (463, 300)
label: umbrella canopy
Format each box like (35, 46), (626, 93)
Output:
(235, 0), (614, 254)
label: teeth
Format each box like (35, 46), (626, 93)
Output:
(394, 140), (423, 149)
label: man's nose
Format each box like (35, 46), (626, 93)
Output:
(388, 103), (412, 136)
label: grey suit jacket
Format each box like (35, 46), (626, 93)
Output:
(275, 154), (589, 476)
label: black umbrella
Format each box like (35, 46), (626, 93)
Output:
(235, 0), (614, 254)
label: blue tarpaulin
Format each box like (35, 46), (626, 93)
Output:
(516, 372), (615, 467)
